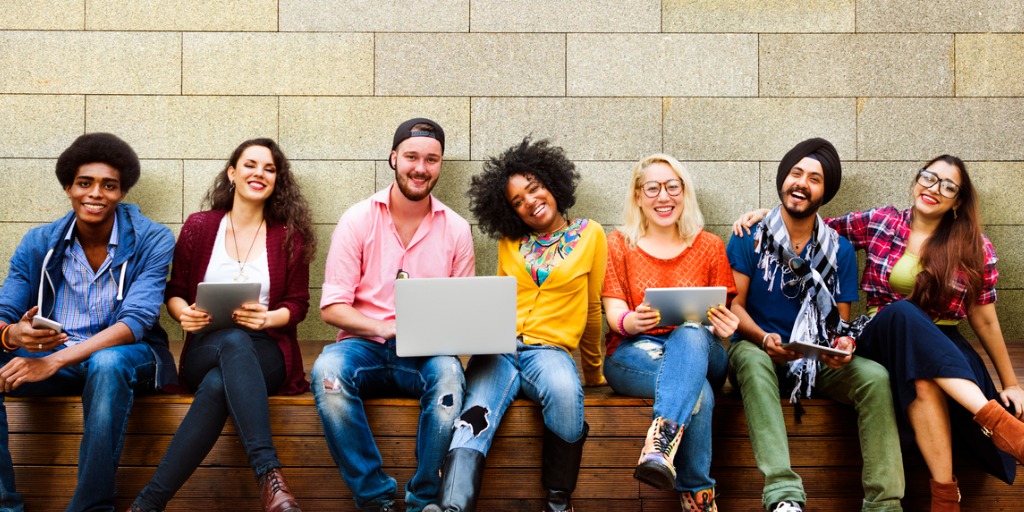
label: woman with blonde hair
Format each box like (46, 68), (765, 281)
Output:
(603, 154), (738, 511)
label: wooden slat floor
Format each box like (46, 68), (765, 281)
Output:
(4, 339), (1024, 511)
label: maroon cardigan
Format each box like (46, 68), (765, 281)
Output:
(166, 210), (310, 395)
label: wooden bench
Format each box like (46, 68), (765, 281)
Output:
(6, 341), (1024, 511)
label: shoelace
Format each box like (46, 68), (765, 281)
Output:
(262, 471), (287, 495)
(652, 427), (675, 454)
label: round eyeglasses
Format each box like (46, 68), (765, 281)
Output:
(916, 169), (960, 199)
(641, 179), (684, 198)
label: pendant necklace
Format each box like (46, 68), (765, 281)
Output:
(229, 211), (264, 282)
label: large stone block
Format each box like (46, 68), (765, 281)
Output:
(471, 97), (661, 161)
(0, 96), (84, 158)
(85, 0), (277, 31)
(664, 98), (856, 161)
(299, 288), (339, 342)
(279, 0), (468, 32)
(572, 161), (635, 226)
(993, 291), (1024, 341)
(663, 0), (855, 33)
(857, 98), (1024, 161)
(87, 96), (279, 159)
(0, 160), (67, 223)
(0, 224), (44, 283)
(856, 0), (1024, 32)
(970, 162), (1024, 225)
(471, 0), (659, 32)
(567, 34), (756, 97)
(760, 34), (952, 97)
(300, 161), (377, 225)
(956, 34), (1024, 97)
(689, 162), (761, 226)
(811, 161), (917, 220)
(130, 160), (184, 225)
(375, 34), (564, 97)
(985, 226), (1024, 289)
(279, 97), (470, 160)
(184, 33), (373, 96)
(0, 32), (179, 95)
(1, 1), (81, 29)
(182, 160), (222, 219)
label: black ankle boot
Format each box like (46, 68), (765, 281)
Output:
(541, 422), (589, 512)
(424, 448), (486, 512)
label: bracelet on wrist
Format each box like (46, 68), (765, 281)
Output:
(761, 332), (772, 351)
(1, 324), (15, 352)
(617, 310), (631, 336)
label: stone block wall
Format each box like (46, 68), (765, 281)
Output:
(0, 1), (1022, 340)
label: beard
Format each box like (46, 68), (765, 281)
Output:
(782, 186), (823, 219)
(395, 171), (436, 202)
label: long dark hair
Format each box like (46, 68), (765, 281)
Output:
(909, 155), (985, 315)
(204, 138), (315, 265)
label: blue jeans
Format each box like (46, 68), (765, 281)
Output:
(603, 326), (727, 492)
(311, 338), (464, 512)
(0, 343), (155, 512)
(450, 341), (585, 454)
(134, 328), (286, 510)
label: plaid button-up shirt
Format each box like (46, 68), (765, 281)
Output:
(825, 206), (997, 322)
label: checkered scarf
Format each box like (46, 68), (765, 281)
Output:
(754, 206), (841, 402)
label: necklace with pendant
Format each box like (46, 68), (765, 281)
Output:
(229, 211), (264, 282)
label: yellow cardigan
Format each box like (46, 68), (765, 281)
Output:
(497, 219), (607, 385)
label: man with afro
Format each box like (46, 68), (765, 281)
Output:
(0, 132), (177, 511)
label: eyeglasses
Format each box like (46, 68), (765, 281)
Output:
(640, 179), (684, 198)
(916, 169), (960, 199)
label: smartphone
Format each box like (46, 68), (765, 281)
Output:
(32, 315), (63, 334)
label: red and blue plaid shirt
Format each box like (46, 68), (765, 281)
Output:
(825, 206), (998, 322)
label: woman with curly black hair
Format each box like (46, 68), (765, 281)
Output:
(130, 139), (313, 512)
(425, 137), (606, 512)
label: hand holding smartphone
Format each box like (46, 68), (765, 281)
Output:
(31, 315), (63, 334)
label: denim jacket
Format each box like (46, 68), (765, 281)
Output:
(0, 203), (178, 390)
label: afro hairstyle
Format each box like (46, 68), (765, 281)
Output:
(468, 136), (580, 240)
(56, 133), (140, 192)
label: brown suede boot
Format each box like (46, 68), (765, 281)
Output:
(258, 468), (302, 512)
(680, 487), (718, 512)
(929, 478), (960, 512)
(974, 399), (1024, 462)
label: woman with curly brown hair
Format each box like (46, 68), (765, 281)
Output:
(130, 139), (315, 512)
(425, 137), (606, 512)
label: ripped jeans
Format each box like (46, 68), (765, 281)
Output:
(450, 341), (585, 454)
(603, 325), (728, 492)
(311, 338), (464, 512)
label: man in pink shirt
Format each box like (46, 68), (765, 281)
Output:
(312, 118), (475, 512)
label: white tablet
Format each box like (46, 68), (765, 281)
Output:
(194, 282), (261, 334)
(781, 341), (851, 359)
(643, 286), (727, 327)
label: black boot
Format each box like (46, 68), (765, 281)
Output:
(541, 422), (589, 512)
(423, 448), (486, 512)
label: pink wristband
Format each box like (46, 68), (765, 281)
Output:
(618, 310), (631, 336)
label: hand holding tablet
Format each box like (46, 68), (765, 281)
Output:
(194, 282), (261, 334)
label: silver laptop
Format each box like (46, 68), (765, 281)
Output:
(395, 276), (517, 357)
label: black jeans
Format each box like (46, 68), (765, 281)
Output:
(133, 328), (286, 509)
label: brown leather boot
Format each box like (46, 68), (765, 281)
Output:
(929, 478), (960, 512)
(258, 468), (302, 512)
(680, 487), (718, 512)
(974, 399), (1024, 462)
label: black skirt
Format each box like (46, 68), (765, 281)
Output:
(858, 299), (1016, 484)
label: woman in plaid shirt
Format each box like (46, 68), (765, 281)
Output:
(736, 155), (1024, 511)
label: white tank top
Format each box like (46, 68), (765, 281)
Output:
(203, 215), (271, 306)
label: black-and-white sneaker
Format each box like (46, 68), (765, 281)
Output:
(769, 501), (804, 512)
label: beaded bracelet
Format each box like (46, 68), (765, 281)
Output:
(617, 310), (631, 336)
